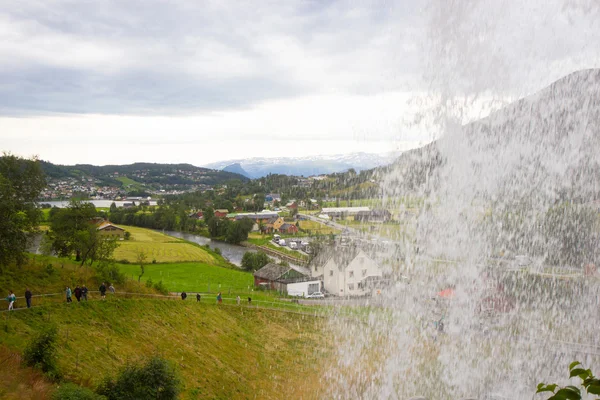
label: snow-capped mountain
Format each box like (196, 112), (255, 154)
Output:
(202, 152), (400, 179)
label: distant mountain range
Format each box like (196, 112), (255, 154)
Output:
(203, 152), (400, 179)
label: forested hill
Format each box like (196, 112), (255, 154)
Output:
(39, 161), (248, 186)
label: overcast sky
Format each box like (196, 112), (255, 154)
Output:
(0, 0), (598, 166)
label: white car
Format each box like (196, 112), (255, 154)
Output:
(306, 292), (325, 299)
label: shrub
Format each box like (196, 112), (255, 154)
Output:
(213, 247), (222, 255)
(52, 383), (105, 400)
(152, 259), (157, 264)
(97, 357), (180, 400)
(153, 280), (169, 295)
(145, 278), (153, 288)
(118, 259), (130, 264)
(23, 325), (61, 380)
(95, 263), (125, 285)
(45, 263), (55, 276)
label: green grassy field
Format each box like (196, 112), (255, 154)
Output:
(1, 299), (329, 399)
(118, 261), (254, 293)
(114, 225), (216, 263)
(298, 220), (340, 235)
(115, 176), (146, 191)
(0, 256), (332, 399)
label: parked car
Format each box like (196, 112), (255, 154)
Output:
(279, 239), (286, 246)
(272, 234), (281, 243)
(306, 292), (325, 299)
(289, 242), (298, 250)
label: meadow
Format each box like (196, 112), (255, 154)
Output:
(117, 261), (253, 294)
(1, 298), (330, 399)
(114, 225), (216, 264)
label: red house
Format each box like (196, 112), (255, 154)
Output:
(279, 223), (299, 235)
(214, 209), (229, 218)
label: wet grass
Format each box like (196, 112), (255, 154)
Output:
(114, 225), (216, 263)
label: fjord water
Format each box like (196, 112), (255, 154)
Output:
(326, 5), (600, 398)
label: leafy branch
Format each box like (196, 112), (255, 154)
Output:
(537, 361), (600, 400)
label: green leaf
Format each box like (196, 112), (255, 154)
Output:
(569, 361), (582, 371)
(570, 369), (590, 379)
(588, 385), (600, 395)
(551, 387), (581, 400)
(538, 384), (558, 393)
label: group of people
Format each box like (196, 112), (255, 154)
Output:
(65, 285), (89, 303)
(178, 291), (251, 306)
(5, 288), (33, 310)
(63, 282), (115, 303)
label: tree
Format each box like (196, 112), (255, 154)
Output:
(0, 154), (46, 267)
(207, 216), (230, 238)
(241, 251), (271, 271)
(136, 250), (148, 282)
(225, 218), (254, 244)
(109, 202), (117, 213)
(48, 201), (119, 266)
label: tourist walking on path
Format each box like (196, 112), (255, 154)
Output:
(217, 292), (222, 304)
(196, 293), (201, 302)
(66, 287), (72, 303)
(181, 291), (187, 300)
(6, 291), (16, 311)
(99, 282), (106, 300)
(25, 288), (32, 308)
(236, 295), (241, 306)
(74, 286), (82, 302)
(82, 285), (88, 301)
(108, 283), (115, 294)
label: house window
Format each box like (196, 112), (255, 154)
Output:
(349, 271), (354, 278)
(362, 269), (367, 277)
(329, 270), (333, 276)
(348, 283), (354, 291)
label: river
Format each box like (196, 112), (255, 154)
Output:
(160, 231), (256, 266)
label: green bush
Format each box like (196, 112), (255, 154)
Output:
(45, 263), (55, 276)
(95, 263), (125, 285)
(52, 383), (105, 400)
(23, 325), (61, 380)
(213, 247), (222, 255)
(97, 357), (180, 400)
(145, 278), (153, 288)
(153, 280), (169, 295)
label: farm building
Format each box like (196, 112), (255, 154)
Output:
(265, 217), (285, 233)
(279, 223), (299, 235)
(253, 263), (311, 292)
(354, 209), (392, 223)
(321, 206), (370, 219)
(214, 209), (229, 218)
(96, 221), (126, 238)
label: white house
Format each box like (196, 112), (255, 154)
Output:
(323, 250), (382, 297)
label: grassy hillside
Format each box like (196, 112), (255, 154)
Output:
(118, 261), (253, 293)
(0, 254), (156, 303)
(1, 299), (329, 399)
(115, 226), (217, 264)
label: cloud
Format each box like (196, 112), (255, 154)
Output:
(0, 0), (420, 115)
